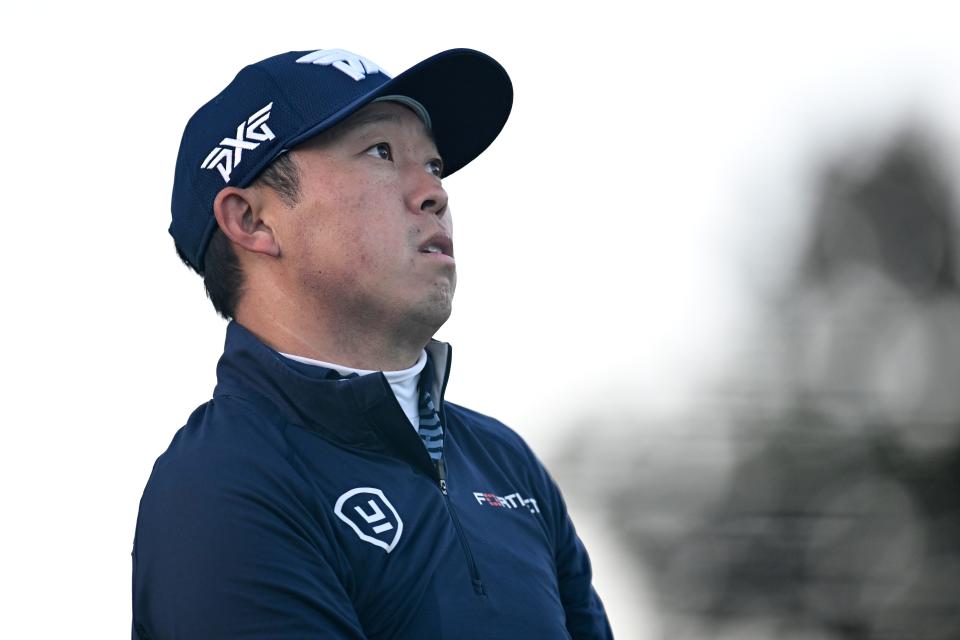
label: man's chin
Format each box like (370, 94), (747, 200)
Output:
(418, 300), (453, 334)
(409, 291), (454, 336)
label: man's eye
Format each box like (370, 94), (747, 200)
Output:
(366, 143), (392, 160)
(426, 158), (443, 178)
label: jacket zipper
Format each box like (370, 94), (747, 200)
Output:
(436, 459), (485, 596)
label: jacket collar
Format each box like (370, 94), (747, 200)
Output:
(213, 322), (452, 462)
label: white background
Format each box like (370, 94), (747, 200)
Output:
(3, 1), (960, 637)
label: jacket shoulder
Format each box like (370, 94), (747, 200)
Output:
(445, 400), (576, 508)
(132, 397), (365, 638)
(150, 395), (294, 481)
(137, 394), (316, 547)
(444, 401), (543, 466)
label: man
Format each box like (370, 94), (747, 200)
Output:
(132, 47), (613, 639)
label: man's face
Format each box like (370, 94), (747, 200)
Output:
(271, 101), (455, 335)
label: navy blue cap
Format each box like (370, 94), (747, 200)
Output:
(170, 48), (513, 274)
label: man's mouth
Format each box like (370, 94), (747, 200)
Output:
(419, 233), (454, 259)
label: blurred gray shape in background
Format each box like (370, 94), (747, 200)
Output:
(554, 123), (960, 640)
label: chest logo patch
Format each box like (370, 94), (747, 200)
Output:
(473, 491), (541, 515)
(334, 487), (403, 553)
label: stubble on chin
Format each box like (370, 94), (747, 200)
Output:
(415, 273), (456, 333)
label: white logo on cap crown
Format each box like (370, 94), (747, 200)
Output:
(201, 102), (275, 182)
(296, 49), (386, 81)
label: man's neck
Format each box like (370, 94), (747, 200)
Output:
(234, 304), (431, 372)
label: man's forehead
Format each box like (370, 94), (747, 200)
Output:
(299, 101), (436, 150)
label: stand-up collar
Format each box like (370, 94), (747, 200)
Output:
(213, 322), (452, 456)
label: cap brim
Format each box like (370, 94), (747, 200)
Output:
(285, 48), (513, 177)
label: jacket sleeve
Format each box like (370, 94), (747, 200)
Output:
(532, 455), (615, 639)
(131, 426), (369, 640)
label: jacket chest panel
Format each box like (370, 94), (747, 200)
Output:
(286, 425), (569, 637)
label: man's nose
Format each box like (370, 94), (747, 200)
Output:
(407, 168), (448, 217)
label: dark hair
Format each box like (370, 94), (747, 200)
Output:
(176, 153), (302, 319)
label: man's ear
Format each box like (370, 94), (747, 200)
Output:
(213, 186), (281, 258)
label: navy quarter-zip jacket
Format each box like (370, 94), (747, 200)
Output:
(132, 322), (613, 639)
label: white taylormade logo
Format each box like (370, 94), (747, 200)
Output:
(201, 102), (275, 182)
(295, 49), (386, 81)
